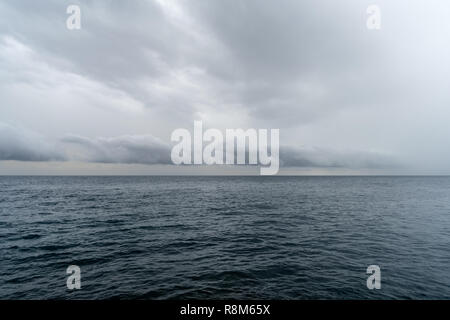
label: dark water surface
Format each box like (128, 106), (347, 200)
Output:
(1, 176), (449, 299)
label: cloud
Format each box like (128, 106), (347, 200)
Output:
(60, 137), (398, 169)
(280, 146), (398, 169)
(0, 122), (64, 161)
(61, 134), (171, 165)
(0, 121), (172, 166)
(0, 0), (389, 129)
(0, 121), (396, 170)
(1, 1), (450, 173)
(0, 35), (145, 114)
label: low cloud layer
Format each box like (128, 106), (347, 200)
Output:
(0, 122), (64, 162)
(0, 122), (396, 170)
(280, 147), (398, 169)
(61, 134), (171, 165)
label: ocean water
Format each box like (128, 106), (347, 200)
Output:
(0, 176), (449, 299)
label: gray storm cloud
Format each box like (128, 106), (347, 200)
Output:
(1, 0), (450, 173)
(61, 134), (172, 165)
(0, 122), (397, 169)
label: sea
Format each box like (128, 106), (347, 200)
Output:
(1, 176), (449, 299)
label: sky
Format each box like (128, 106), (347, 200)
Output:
(1, 0), (450, 175)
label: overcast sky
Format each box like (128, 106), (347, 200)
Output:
(1, 0), (450, 175)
